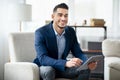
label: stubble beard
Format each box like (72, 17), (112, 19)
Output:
(57, 22), (67, 30)
(58, 25), (65, 29)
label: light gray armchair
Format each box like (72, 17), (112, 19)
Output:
(4, 32), (71, 80)
(102, 39), (120, 80)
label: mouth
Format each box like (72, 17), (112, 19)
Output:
(58, 25), (65, 29)
(61, 21), (67, 26)
(56, 20), (67, 29)
(57, 22), (66, 29)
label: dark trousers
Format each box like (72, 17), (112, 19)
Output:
(40, 66), (91, 80)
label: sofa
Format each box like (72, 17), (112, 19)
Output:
(102, 39), (120, 80)
(4, 32), (71, 80)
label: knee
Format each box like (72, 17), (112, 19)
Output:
(40, 66), (55, 77)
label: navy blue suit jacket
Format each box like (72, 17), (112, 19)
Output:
(34, 21), (87, 71)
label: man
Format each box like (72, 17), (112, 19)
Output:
(34, 3), (97, 80)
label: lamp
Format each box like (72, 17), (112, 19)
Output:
(14, 4), (32, 31)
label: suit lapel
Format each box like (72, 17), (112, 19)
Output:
(62, 28), (70, 59)
(48, 24), (58, 57)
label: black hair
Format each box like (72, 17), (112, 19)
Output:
(53, 3), (69, 12)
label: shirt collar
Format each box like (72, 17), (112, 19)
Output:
(53, 24), (65, 36)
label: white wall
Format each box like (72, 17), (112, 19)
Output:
(95, 0), (113, 38)
(74, 0), (96, 25)
(0, 0), (25, 80)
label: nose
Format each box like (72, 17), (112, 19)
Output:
(61, 15), (67, 21)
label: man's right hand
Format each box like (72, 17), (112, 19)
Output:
(65, 58), (83, 68)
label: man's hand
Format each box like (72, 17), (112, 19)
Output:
(88, 61), (97, 70)
(65, 58), (83, 68)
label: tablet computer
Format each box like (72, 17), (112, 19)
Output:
(77, 55), (103, 70)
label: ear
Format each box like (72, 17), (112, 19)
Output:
(51, 13), (54, 19)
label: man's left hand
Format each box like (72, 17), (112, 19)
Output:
(88, 61), (97, 70)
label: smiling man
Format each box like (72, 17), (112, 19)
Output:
(34, 3), (97, 80)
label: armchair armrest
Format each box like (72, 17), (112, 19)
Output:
(108, 62), (120, 80)
(109, 62), (120, 71)
(4, 62), (40, 80)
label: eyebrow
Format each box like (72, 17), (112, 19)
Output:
(57, 13), (68, 15)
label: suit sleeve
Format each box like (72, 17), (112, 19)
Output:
(70, 28), (88, 63)
(34, 30), (67, 71)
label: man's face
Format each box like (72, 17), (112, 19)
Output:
(52, 8), (68, 29)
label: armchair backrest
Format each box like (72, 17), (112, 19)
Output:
(102, 39), (120, 57)
(9, 32), (36, 62)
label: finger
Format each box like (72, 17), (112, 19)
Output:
(71, 60), (81, 66)
(71, 58), (83, 64)
(76, 60), (82, 65)
(72, 61), (81, 66)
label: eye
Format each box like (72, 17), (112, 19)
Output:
(64, 14), (68, 18)
(58, 13), (63, 17)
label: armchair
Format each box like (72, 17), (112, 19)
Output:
(102, 39), (120, 80)
(4, 32), (71, 80)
